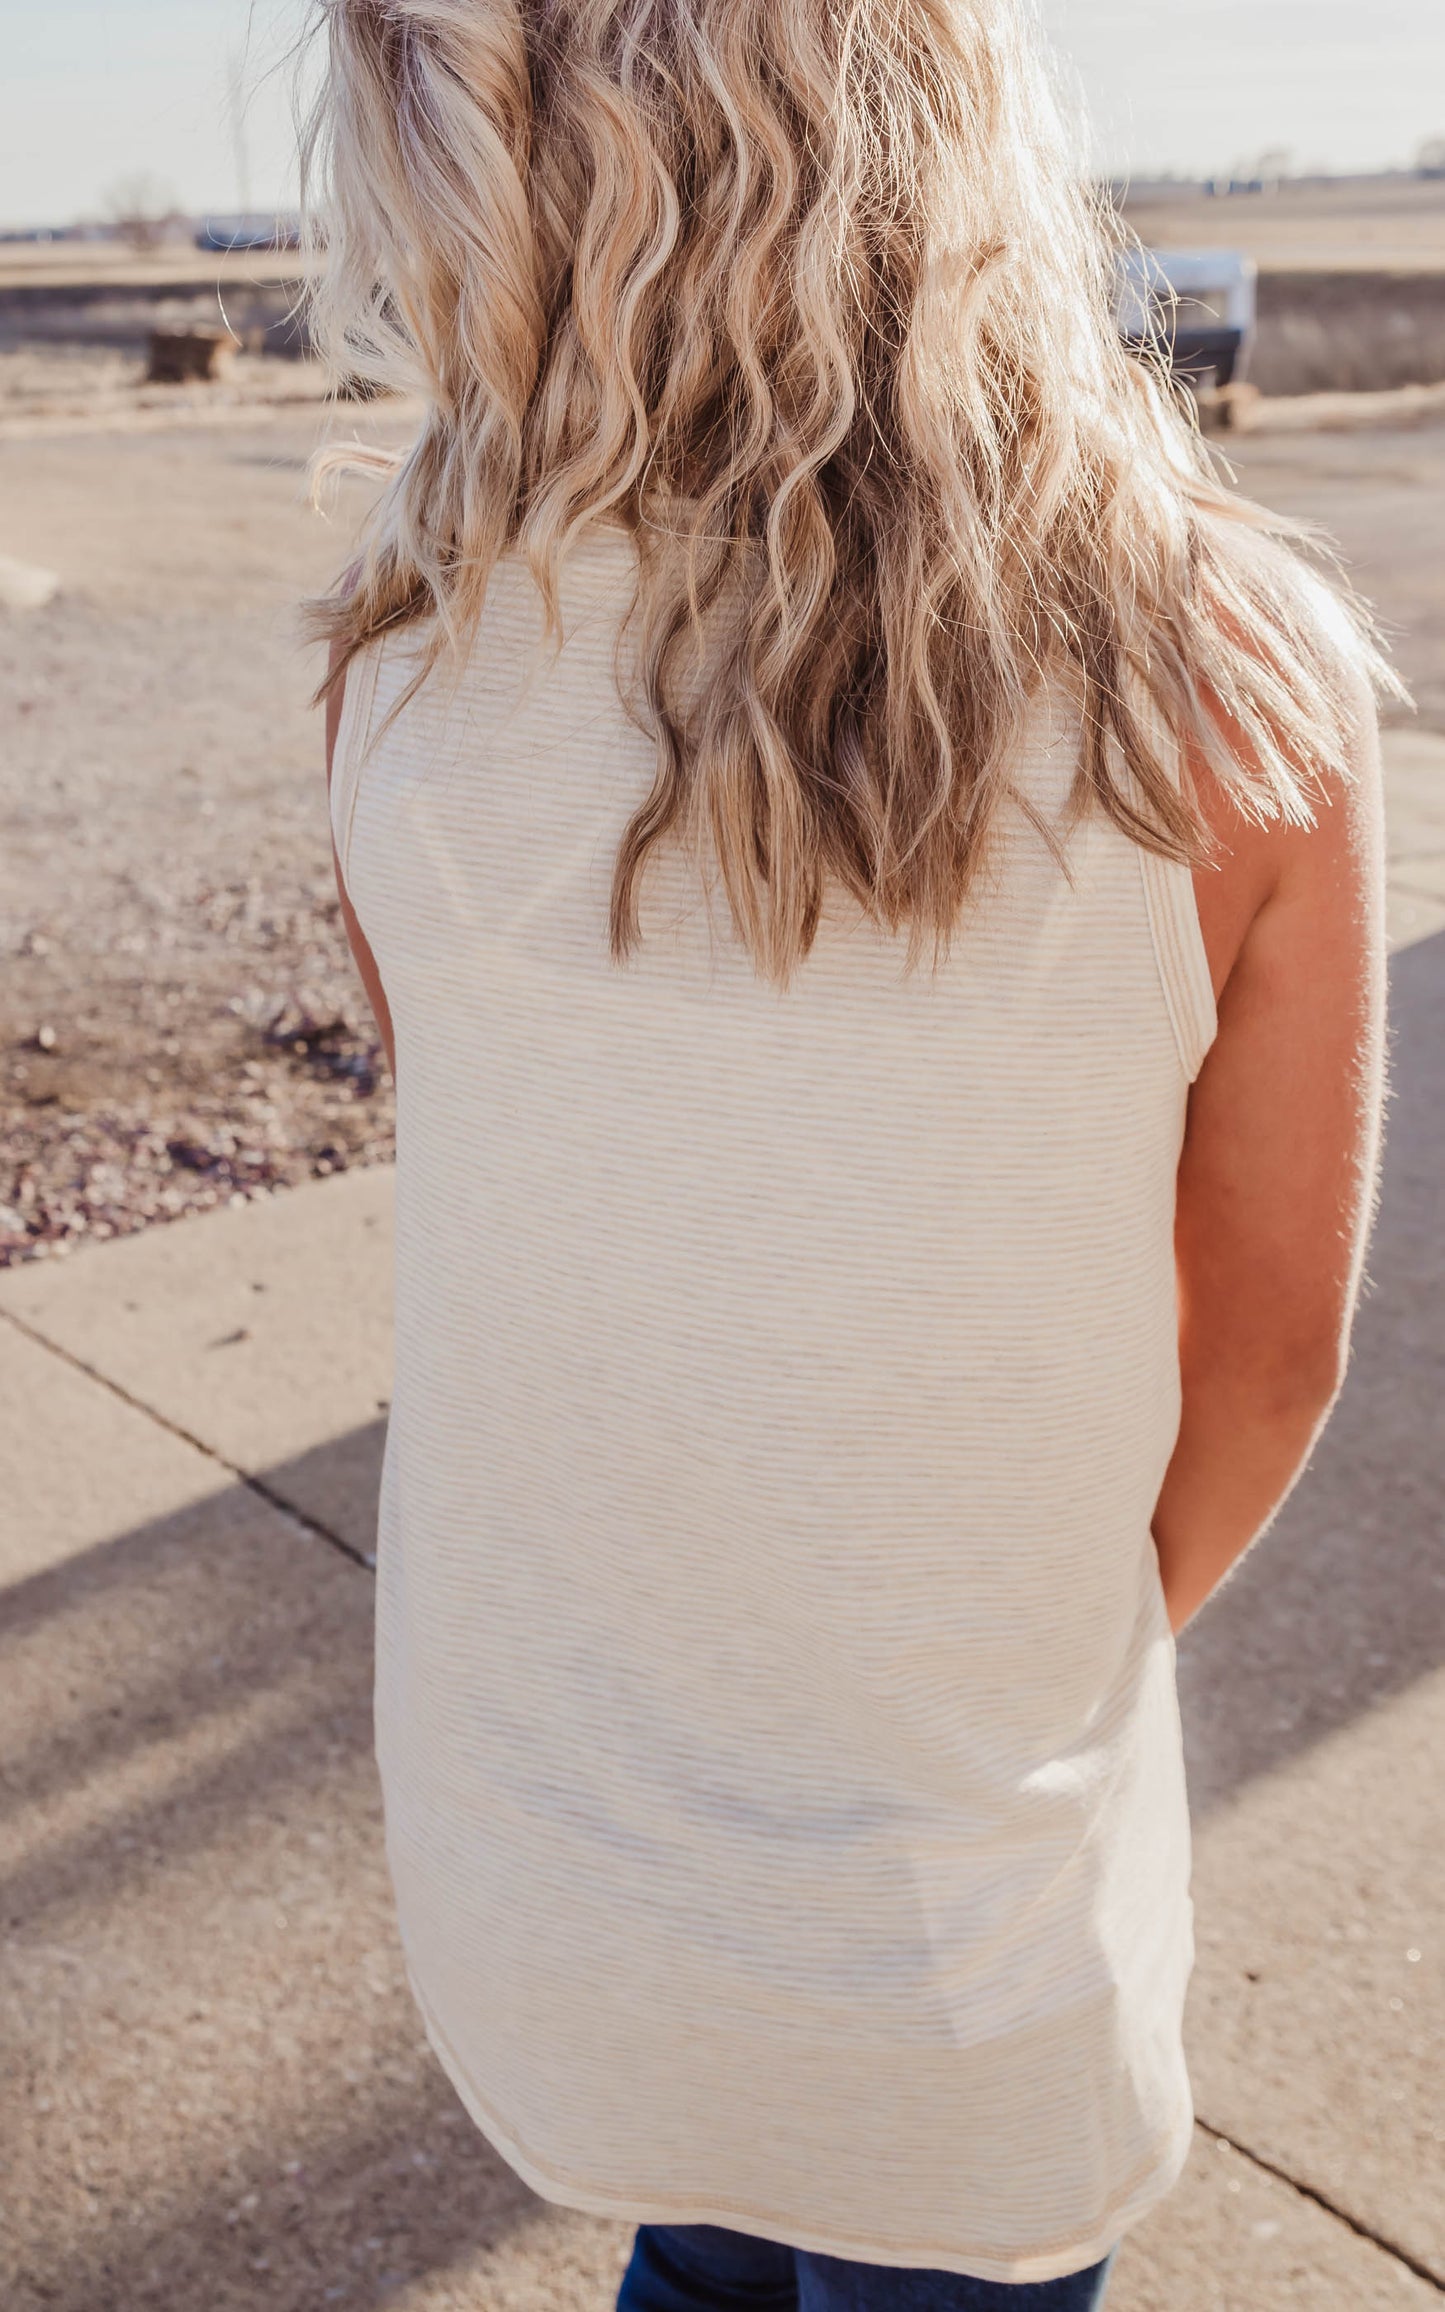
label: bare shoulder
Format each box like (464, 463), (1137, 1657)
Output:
(1191, 577), (1386, 1007)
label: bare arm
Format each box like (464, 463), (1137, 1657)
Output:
(1154, 664), (1388, 1631)
(325, 644), (396, 1081)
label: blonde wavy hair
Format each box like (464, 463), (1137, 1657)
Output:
(304, 0), (1391, 977)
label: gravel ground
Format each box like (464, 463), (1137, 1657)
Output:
(0, 388), (413, 1266)
(1, 367), (1441, 1268)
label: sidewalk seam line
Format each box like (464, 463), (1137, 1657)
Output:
(1195, 2117), (1444, 2290)
(0, 1300), (376, 1575)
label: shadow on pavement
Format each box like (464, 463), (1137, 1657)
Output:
(0, 1465), (564, 2312)
(1179, 926), (1445, 1814)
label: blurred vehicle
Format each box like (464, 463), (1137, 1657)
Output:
(195, 213), (302, 254)
(1116, 247), (1258, 390)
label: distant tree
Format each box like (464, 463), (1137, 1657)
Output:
(1419, 137), (1445, 180)
(1255, 147), (1294, 182)
(102, 172), (180, 251)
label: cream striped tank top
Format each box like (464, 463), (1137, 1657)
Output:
(331, 523), (1217, 2286)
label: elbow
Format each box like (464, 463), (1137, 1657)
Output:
(1243, 1331), (1351, 1428)
(1182, 1312), (1352, 1429)
(1266, 1334), (1350, 1423)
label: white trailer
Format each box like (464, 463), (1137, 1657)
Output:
(1116, 247), (1258, 389)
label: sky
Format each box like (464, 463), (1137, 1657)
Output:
(1, 0), (1444, 230)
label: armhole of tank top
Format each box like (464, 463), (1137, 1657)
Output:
(1137, 847), (1219, 1085)
(329, 636), (385, 898)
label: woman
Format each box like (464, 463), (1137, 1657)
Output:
(308, 0), (1392, 2303)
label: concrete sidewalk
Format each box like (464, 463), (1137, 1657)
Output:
(3, 743), (1442, 2312)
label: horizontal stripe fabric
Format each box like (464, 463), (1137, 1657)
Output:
(332, 524), (1217, 2285)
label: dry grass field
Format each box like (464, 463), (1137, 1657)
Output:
(1123, 173), (1445, 273)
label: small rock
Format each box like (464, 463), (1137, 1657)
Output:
(0, 555), (61, 612)
(31, 1024), (58, 1053)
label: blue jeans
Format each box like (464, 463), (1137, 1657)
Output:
(617, 2225), (1115, 2312)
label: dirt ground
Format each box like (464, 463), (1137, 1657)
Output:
(0, 390), (413, 1263)
(2, 374), (1443, 1266)
(0, 344), (336, 437)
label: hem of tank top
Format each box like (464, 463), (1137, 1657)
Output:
(1136, 845), (1219, 1085)
(399, 1956), (1197, 2287)
(329, 631), (387, 895)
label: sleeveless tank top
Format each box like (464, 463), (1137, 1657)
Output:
(330, 523), (1217, 2286)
